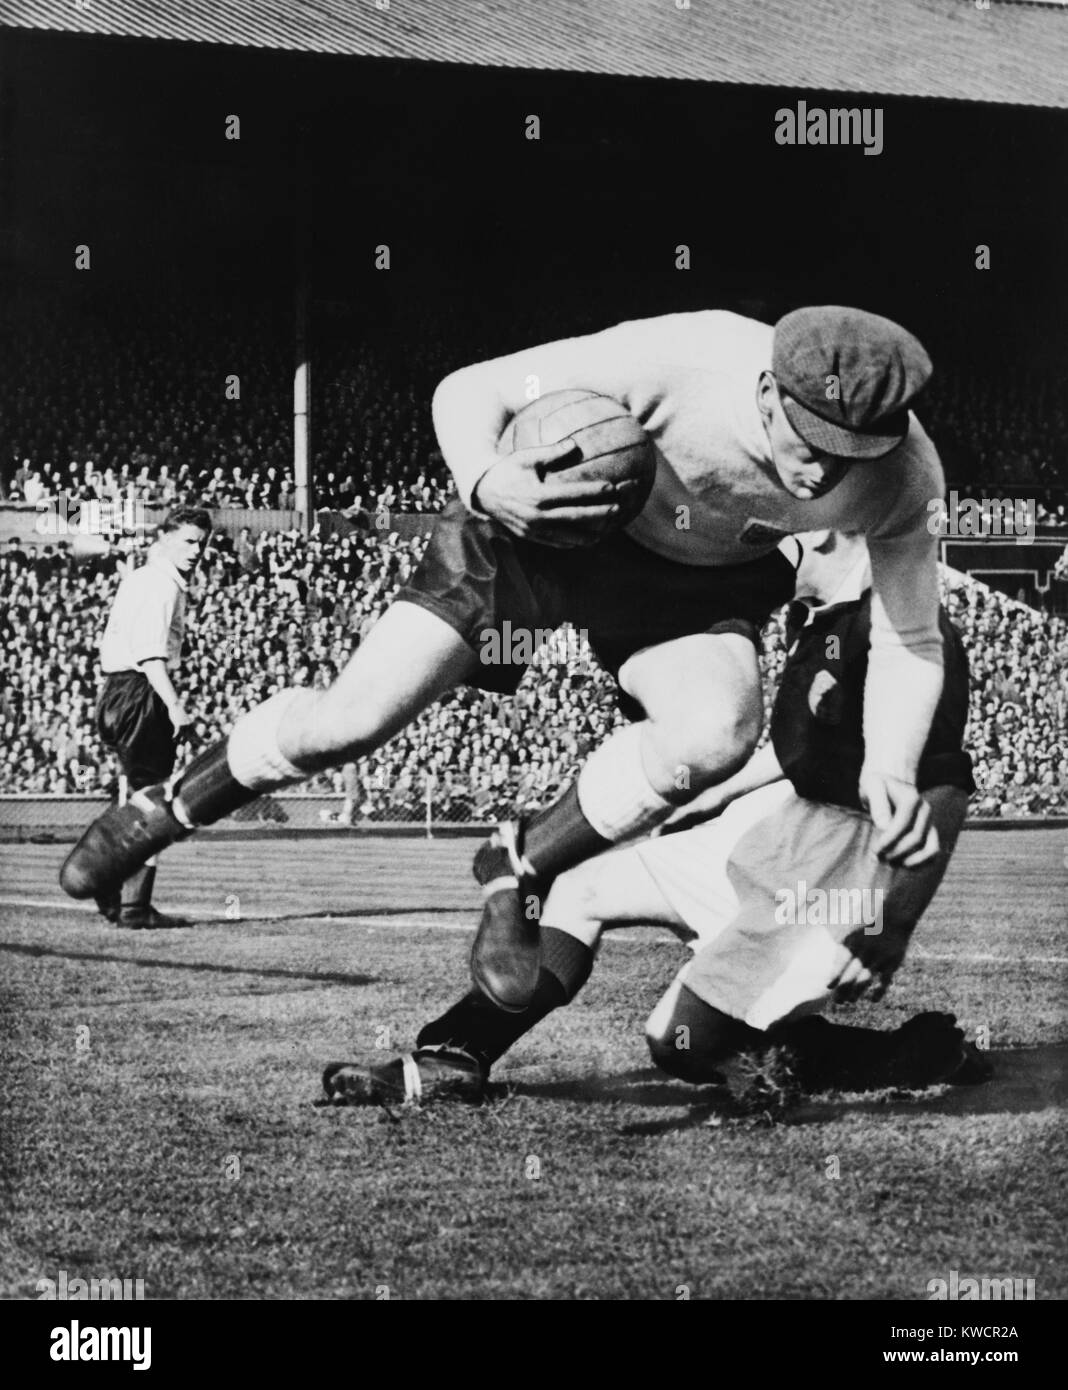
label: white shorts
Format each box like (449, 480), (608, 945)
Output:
(635, 783), (896, 1031)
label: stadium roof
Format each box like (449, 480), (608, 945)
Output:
(2, 0), (1067, 109)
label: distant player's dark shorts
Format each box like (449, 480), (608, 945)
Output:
(395, 500), (796, 706)
(96, 671), (177, 790)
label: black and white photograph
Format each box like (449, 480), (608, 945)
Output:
(1, 0), (1065, 1333)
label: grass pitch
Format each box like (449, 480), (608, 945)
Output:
(1, 831), (1065, 1300)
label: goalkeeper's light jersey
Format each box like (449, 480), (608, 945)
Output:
(444, 310), (947, 781)
(448, 310), (944, 575)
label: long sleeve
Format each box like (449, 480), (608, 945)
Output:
(861, 432), (945, 782)
(430, 312), (767, 509)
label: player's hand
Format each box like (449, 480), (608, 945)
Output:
(827, 926), (911, 1004)
(472, 441), (627, 548)
(167, 702), (191, 732)
(859, 770), (939, 867)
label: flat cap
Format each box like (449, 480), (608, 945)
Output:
(772, 306), (933, 460)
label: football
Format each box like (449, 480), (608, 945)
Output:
(497, 389), (657, 530)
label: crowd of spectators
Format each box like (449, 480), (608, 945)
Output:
(1, 529), (1064, 820)
(0, 293), (458, 517)
(4, 291), (1066, 527)
(0, 528), (621, 818)
(2, 287), (1064, 819)
(941, 570), (1068, 817)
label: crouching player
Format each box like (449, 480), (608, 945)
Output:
(324, 532), (989, 1105)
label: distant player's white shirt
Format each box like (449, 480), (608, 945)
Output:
(99, 550), (187, 673)
(448, 311), (945, 779)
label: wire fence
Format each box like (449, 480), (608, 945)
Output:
(0, 770), (573, 842)
(1, 781), (1064, 844)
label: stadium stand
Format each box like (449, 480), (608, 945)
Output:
(3, 292), (1066, 528)
(0, 294), (454, 517)
(1, 530), (1064, 819)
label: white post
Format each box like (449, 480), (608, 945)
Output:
(294, 269), (312, 534)
(425, 774), (435, 840)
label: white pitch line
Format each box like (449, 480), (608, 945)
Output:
(1, 896), (1066, 966)
(911, 949), (1068, 966)
(0, 897), (481, 927)
(0, 896), (470, 926)
(0, 895), (250, 919)
(0, 896), (100, 912)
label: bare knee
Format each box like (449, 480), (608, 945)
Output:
(622, 636), (763, 793)
(647, 699), (762, 792)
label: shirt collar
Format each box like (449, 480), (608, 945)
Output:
(787, 553), (873, 645)
(798, 549), (872, 617)
(148, 549), (187, 591)
(821, 550), (872, 609)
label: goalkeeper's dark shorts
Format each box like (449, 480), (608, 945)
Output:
(393, 499), (796, 703)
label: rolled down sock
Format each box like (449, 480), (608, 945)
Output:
(522, 724), (672, 878)
(575, 723), (674, 843)
(174, 690), (309, 827)
(226, 689), (308, 791)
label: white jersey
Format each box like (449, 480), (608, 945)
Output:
(441, 310), (946, 782)
(99, 550), (187, 674)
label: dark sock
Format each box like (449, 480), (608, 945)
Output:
(652, 988), (945, 1093)
(120, 864), (156, 915)
(521, 783), (612, 879)
(768, 1016), (900, 1091)
(416, 926), (594, 1072)
(176, 741), (259, 825)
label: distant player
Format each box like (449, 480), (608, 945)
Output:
(324, 532), (990, 1105)
(62, 308), (944, 1005)
(93, 506), (210, 928)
